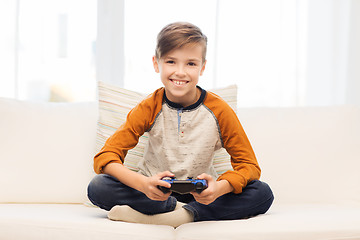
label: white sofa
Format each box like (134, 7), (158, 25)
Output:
(1, 96), (360, 240)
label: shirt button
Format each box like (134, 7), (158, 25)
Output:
(180, 131), (184, 137)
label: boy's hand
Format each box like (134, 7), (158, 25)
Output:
(141, 171), (174, 201)
(191, 173), (234, 205)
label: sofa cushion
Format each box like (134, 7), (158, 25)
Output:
(96, 81), (236, 175)
(237, 106), (360, 204)
(175, 203), (360, 240)
(0, 98), (98, 203)
(1, 203), (359, 240)
(0, 204), (175, 240)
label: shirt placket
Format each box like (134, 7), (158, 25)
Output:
(177, 109), (185, 140)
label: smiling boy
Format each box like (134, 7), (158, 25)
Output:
(87, 22), (274, 227)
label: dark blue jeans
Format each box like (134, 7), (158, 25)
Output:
(87, 174), (274, 222)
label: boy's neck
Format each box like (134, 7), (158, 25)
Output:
(164, 86), (206, 110)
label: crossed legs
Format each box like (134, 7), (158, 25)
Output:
(87, 174), (274, 227)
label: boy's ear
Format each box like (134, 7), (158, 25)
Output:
(200, 60), (207, 76)
(152, 56), (160, 73)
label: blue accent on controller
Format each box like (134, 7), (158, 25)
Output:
(158, 177), (208, 194)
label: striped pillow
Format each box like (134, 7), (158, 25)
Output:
(96, 81), (236, 175)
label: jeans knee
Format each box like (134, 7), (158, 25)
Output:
(250, 180), (274, 214)
(249, 180), (273, 196)
(261, 181), (274, 201)
(88, 174), (104, 192)
(87, 174), (112, 205)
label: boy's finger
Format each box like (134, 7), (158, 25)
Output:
(156, 179), (171, 188)
(196, 173), (206, 179)
(157, 171), (174, 179)
(197, 173), (212, 181)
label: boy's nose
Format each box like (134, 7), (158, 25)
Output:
(175, 66), (186, 77)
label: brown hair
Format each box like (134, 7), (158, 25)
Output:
(155, 22), (207, 63)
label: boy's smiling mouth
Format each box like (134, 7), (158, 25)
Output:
(170, 79), (189, 86)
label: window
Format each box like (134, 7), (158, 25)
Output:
(4, 1), (357, 106)
(0, 0), (97, 102)
(122, 0), (303, 107)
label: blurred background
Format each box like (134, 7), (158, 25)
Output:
(0, 0), (359, 107)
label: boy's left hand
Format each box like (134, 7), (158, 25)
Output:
(191, 173), (234, 205)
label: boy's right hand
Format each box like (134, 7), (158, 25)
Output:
(141, 171), (174, 201)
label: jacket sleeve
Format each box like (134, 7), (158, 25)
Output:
(93, 89), (164, 174)
(207, 94), (261, 194)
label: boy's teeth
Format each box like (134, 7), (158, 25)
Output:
(174, 80), (186, 85)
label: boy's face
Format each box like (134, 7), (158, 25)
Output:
(153, 44), (206, 107)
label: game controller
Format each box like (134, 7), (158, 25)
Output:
(158, 177), (208, 194)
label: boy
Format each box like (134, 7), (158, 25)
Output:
(87, 22), (274, 227)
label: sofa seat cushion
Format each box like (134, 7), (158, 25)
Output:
(1, 203), (359, 240)
(176, 203), (360, 240)
(0, 204), (175, 240)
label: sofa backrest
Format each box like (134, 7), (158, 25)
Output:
(1, 96), (359, 205)
(0, 98), (98, 204)
(238, 106), (360, 204)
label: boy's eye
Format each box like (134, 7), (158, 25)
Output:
(166, 60), (175, 64)
(188, 62), (196, 66)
